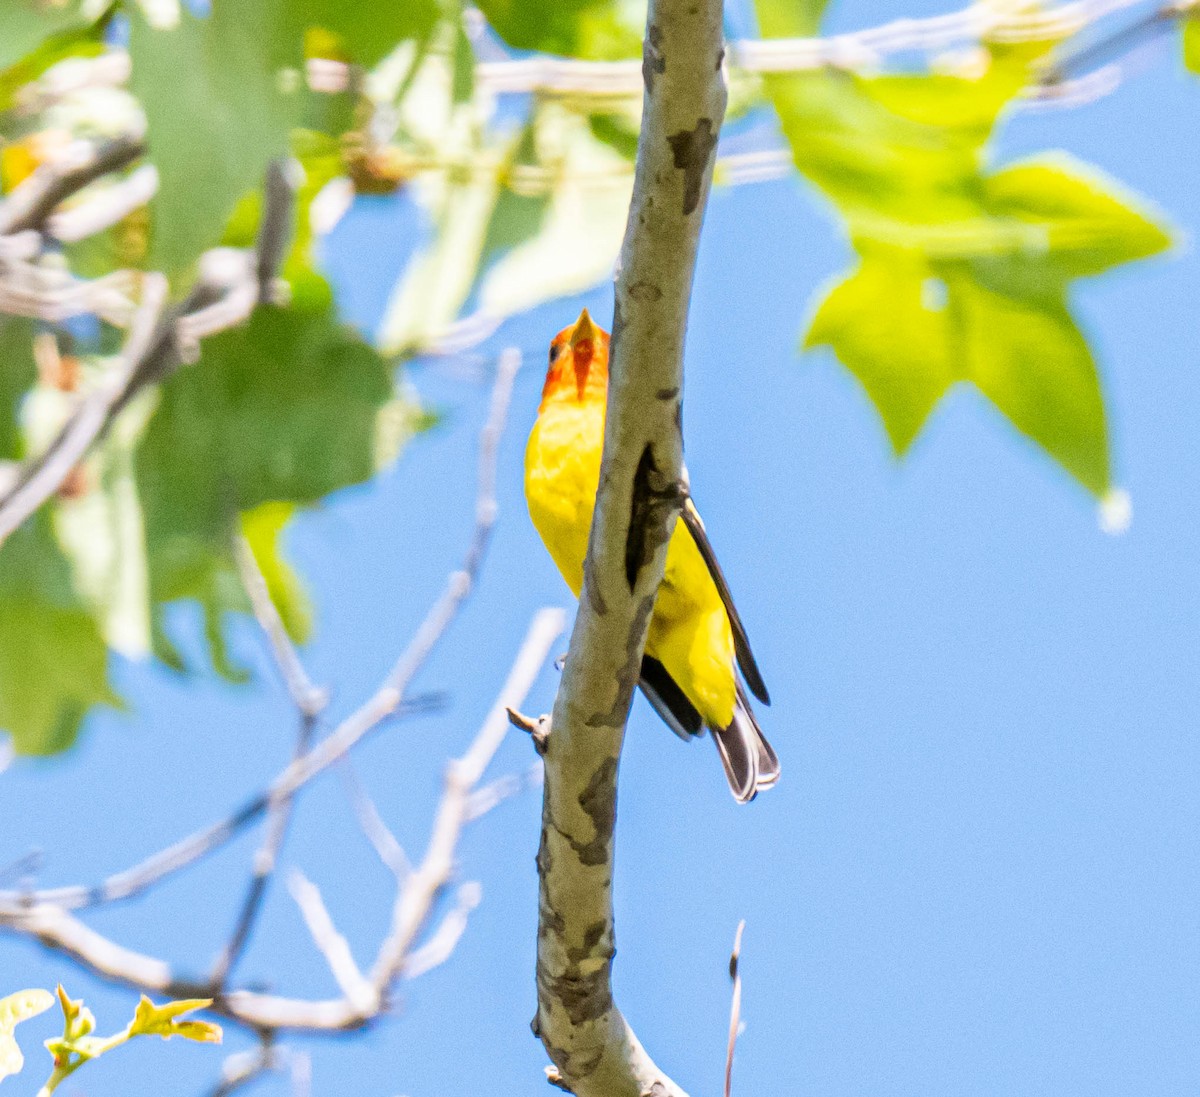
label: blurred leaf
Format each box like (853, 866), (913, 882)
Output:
(981, 157), (1171, 279)
(241, 501), (311, 643)
(0, 22), (105, 114)
(755, 0), (827, 36)
(477, 0), (643, 58)
(0, 988), (53, 1082)
(53, 387), (155, 659)
(0, 0), (100, 71)
(478, 105), (629, 320)
(587, 111), (639, 161)
(378, 165), (500, 356)
(764, 34), (1170, 496)
(0, 316), (35, 459)
(128, 0), (300, 277)
(1184, 13), (1200, 73)
(287, 0), (437, 66)
(805, 249), (954, 453)
(478, 123), (549, 270)
(136, 268), (415, 673)
(125, 996), (221, 1044)
(0, 513), (121, 755)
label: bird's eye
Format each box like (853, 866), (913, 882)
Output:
(549, 344), (562, 365)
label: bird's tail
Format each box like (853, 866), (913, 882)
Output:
(711, 683), (780, 804)
(639, 658), (779, 803)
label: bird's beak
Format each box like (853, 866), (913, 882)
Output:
(569, 308), (598, 350)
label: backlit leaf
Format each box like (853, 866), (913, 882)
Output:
(762, 24), (1171, 496)
(128, 0), (300, 277)
(0, 514), (121, 754)
(0, 988), (53, 1082)
(126, 996), (221, 1044)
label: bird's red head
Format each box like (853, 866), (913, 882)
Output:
(541, 308), (610, 409)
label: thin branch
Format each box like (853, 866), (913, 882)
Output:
(724, 920), (746, 1097)
(0, 271), (166, 545)
(0, 135), (143, 236)
(45, 163), (159, 243)
(337, 761), (412, 879)
(532, 0), (725, 1093)
(0, 608), (565, 1034)
(287, 871), (374, 1013)
(400, 880), (482, 979)
(0, 157), (296, 548)
(0, 692), (441, 917)
(1038, 0), (1184, 85)
(207, 710), (319, 990)
(231, 532), (328, 719)
(207, 1044), (285, 1097)
(0, 347), (520, 917)
(367, 607), (566, 998)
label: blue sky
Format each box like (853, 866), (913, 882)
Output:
(4, 3), (1200, 1095)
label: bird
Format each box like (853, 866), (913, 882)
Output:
(524, 308), (779, 802)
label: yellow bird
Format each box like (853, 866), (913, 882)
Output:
(524, 309), (779, 801)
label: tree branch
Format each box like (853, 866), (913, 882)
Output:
(0, 608), (565, 1035)
(0, 154), (296, 548)
(0, 349), (520, 917)
(533, 0), (726, 1094)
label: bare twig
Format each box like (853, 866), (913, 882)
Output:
(46, 163), (159, 243)
(0, 136), (143, 236)
(532, 0), (725, 1092)
(206, 786), (312, 989)
(207, 1042), (285, 1097)
(0, 271), (165, 545)
(367, 606), (565, 998)
(338, 761), (412, 879)
(400, 880), (482, 979)
(287, 871), (374, 1013)
(0, 691), (441, 918)
(0, 608), (564, 1034)
(1038, 0), (1184, 85)
(0, 347), (520, 917)
(231, 532), (328, 719)
(0, 156), (296, 548)
(725, 920), (746, 1097)
(208, 1036), (285, 1094)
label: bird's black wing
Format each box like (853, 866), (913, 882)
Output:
(680, 494), (770, 705)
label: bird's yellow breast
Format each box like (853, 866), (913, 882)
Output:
(524, 398), (737, 728)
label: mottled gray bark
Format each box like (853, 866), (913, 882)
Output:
(533, 0), (727, 1093)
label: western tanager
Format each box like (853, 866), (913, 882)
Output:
(524, 309), (779, 802)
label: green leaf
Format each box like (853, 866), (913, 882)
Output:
(954, 275), (1108, 495)
(0, 0), (99, 71)
(0, 316), (36, 459)
(127, 0), (301, 277)
(0, 988), (53, 1082)
(806, 250), (954, 453)
(764, 36), (1170, 497)
(284, 0), (438, 67)
(755, 0), (828, 37)
(0, 514), (120, 755)
(477, 105), (630, 320)
(53, 388), (155, 659)
(1184, 13), (1200, 73)
(126, 996), (221, 1044)
(807, 244), (1111, 493)
(241, 501), (311, 644)
(476, 0), (643, 58)
(136, 268), (415, 674)
(981, 156), (1172, 279)
(0, 22), (105, 114)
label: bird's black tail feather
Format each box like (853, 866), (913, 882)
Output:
(711, 683), (779, 803)
(639, 658), (779, 803)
